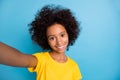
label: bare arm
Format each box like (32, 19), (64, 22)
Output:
(0, 42), (37, 68)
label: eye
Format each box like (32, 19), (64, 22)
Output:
(61, 33), (65, 37)
(48, 36), (55, 41)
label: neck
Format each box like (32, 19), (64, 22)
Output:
(49, 51), (67, 63)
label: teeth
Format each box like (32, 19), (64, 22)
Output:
(57, 46), (64, 49)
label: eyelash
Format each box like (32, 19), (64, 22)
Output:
(61, 34), (65, 37)
(49, 37), (55, 40)
(48, 33), (66, 41)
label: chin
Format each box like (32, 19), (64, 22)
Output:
(56, 50), (66, 53)
(52, 50), (65, 54)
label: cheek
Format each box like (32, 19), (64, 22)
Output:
(63, 37), (69, 45)
(48, 40), (55, 47)
(65, 35), (69, 42)
(64, 37), (68, 42)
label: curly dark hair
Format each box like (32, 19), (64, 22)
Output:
(29, 4), (80, 50)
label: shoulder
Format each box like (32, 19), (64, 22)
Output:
(67, 57), (78, 66)
(33, 51), (48, 56)
(33, 52), (49, 60)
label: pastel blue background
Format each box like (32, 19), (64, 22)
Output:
(0, 0), (120, 80)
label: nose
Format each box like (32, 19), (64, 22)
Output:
(56, 37), (62, 45)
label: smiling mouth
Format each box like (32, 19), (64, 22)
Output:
(56, 46), (65, 50)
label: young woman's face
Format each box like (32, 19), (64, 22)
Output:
(46, 23), (69, 54)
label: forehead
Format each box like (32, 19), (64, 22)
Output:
(46, 23), (67, 36)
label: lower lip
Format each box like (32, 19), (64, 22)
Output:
(56, 46), (65, 50)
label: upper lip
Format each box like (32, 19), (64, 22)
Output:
(56, 46), (64, 49)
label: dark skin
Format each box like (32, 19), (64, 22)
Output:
(0, 23), (69, 67)
(0, 42), (37, 67)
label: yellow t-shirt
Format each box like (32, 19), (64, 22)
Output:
(28, 52), (82, 80)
